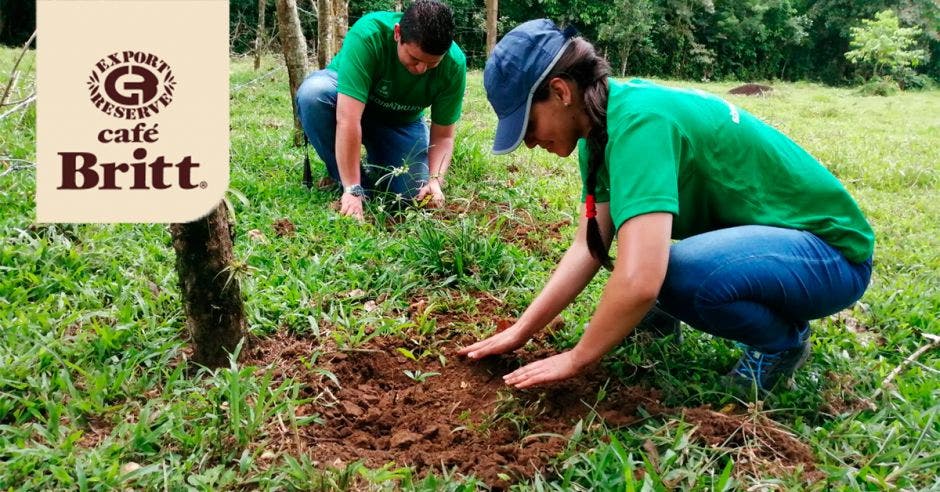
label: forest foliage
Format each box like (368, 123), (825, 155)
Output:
(230, 0), (939, 85)
(2, 0), (937, 85)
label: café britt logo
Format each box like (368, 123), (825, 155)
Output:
(57, 51), (204, 191)
(87, 50), (176, 119)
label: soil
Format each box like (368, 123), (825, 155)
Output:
(273, 218), (297, 237)
(683, 406), (821, 480)
(244, 327), (820, 487)
(729, 83), (773, 96)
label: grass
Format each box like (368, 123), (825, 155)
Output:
(2, 49), (939, 490)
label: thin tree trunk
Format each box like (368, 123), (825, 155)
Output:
(620, 47), (629, 77)
(394, 0), (402, 12)
(485, 0), (498, 55)
(333, 0), (348, 55)
(316, 0), (334, 68)
(254, 0), (267, 70)
(170, 203), (247, 368)
(276, 0), (309, 145)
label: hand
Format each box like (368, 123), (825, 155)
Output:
(458, 324), (530, 360)
(502, 350), (588, 389)
(339, 192), (364, 221)
(416, 178), (445, 208)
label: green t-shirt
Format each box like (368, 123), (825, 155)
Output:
(578, 79), (875, 263)
(327, 11), (467, 126)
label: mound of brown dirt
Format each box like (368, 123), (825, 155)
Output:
(244, 332), (819, 487)
(246, 335), (662, 487)
(684, 406), (821, 480)
(729, 83), (773, 96)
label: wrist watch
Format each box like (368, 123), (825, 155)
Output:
(344, 184), (365, 198)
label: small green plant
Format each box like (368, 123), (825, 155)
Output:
(845, 9), (926, 87)
(403, 370), (440, 383)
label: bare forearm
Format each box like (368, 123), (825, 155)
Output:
(570, 213), (673, 367)
(515, 242), (601, 335)
(571, 276), (657, 366)
(428, 125), (456, 178)
(335, 119), (362, 186)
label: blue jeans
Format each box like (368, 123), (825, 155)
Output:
(295, 69), (430, 199)
(658, 226), (873, 353)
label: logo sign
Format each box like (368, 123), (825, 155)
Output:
(37, 1), (229, 223)
(88, 51), (176, 119)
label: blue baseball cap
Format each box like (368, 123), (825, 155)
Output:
(484, 19), (575, 155)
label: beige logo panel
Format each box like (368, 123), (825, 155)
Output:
(37, 0), (229, 223)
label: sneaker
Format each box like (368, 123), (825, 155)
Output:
(632, 305), (682, 343)
(727, 326), (811, 394)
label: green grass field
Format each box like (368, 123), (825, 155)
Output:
(2, 49), (939, 490)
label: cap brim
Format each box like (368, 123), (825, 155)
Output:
(492, 101), (529, 155)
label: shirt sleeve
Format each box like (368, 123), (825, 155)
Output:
(335, 31), (376, 103)
(606, 112), (682, 231)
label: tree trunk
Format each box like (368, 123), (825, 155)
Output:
(394, 0), (402, 12)
(276, 0), (309, 146)
(333, 0), (348, 55)
(254, 0), (267, 70)
(620, 47), (629, 77)
(316, 0), (334, 68)
(170, 203), (247, 368)
(485, 0), (498, 55)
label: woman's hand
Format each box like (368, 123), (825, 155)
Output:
(502, 350), (588, 389)
(458, 324), (530, 360)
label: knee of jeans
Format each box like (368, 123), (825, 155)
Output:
(296, 76), (337, 113)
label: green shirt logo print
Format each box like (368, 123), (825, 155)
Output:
(377, 80), (391, 98)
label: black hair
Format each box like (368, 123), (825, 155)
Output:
(399, 0), (455, 56)
(532, 37), (613, 269)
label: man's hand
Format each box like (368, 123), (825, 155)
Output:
(502, 350), (588, 389)
(416, 178), (445, 208)
(458, 323), (530, 360)
(339, 192), (364, 220)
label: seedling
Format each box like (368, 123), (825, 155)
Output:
(403, 370), (440, 383)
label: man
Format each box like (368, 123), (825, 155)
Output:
(296, 0), (467, 220)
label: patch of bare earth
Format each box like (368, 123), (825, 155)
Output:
(243, 323), (820, 487)
(246, 334), (662, 488)
(683, 406), (822, 481)
(729, 83), (774, 96)
(273, 218), (296, 238)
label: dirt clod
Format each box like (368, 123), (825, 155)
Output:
(729, 83), (773, 96)
(273, 218), (296, 237)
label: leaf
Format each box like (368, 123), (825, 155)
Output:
(397, 347), (417, 361)
(716, 457), (734, 491)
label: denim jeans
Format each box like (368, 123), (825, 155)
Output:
(295, 69), (430, 199)
(658, 226), (873, 353)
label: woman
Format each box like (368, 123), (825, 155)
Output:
(458, 20), (874, 395)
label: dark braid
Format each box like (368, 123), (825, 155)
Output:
(532, 37), (613, 269)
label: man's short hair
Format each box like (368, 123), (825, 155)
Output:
(399, 0), (455, 56)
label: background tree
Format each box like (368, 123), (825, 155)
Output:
(254, 0), (268, 70)
(276, 0), (310, 145)
(485, 0), (498, 55)
(598, 0), (655, 76)
(170, 203), (248, 368)
(845, 9), (926, 83)
(316, 0), (336, 67)
(334, 0), (350, 52)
